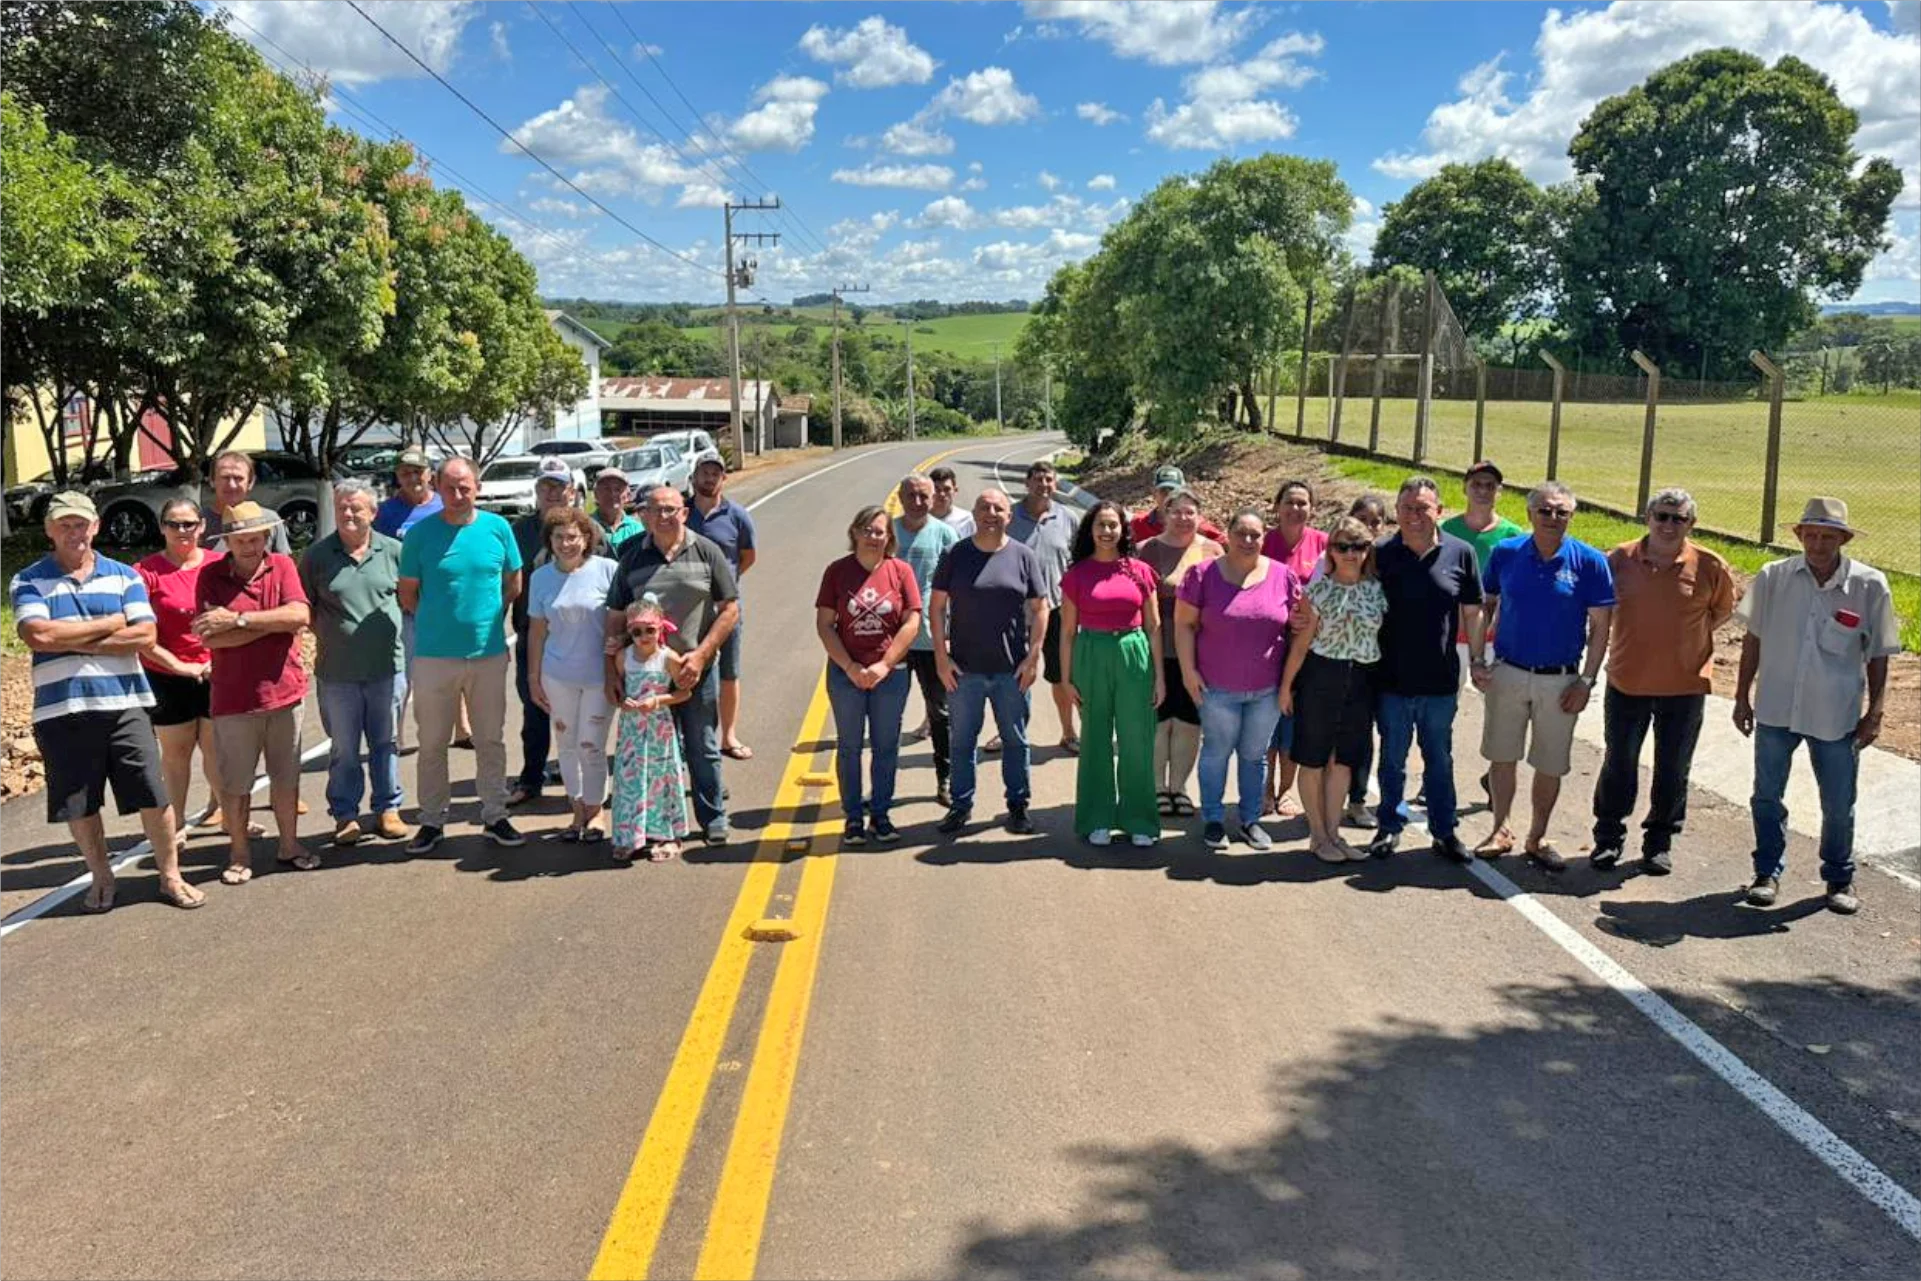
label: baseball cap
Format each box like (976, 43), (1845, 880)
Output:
(694, 451), (728, 472)
(396, 447), (431, 469)
(595, 466), (629, 485)
(535, 457), (574, 485)
(1153, 465), (1187, 490)
(45, 491), (98, 521)
(1464, 460), (1504, 484)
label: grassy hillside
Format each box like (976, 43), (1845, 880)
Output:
(683, 310), (1031, 359)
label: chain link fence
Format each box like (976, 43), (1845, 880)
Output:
(1267, 274), (1920, 575)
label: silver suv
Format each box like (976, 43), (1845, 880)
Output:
(92, 451), (329, 548)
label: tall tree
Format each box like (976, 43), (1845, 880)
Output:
(1557, 48), (1902, 376)
(1372, 159), (1552, 341)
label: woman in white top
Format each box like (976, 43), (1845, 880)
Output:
(527, 507), (620, 841)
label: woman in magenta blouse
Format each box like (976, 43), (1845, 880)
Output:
(1058, 501), (1164, 847)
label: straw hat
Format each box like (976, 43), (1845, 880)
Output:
(209, 501), (285, 541)
(1791, 497), (1859, 538)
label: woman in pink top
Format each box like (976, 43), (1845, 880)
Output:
(1261, 479), (1328, 819)
(1059, 501), (1164, 847)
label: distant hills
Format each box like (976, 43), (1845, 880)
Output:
(1821, 300), (1921, 316)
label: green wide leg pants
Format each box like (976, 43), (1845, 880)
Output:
(1071, 628), (1158, 838)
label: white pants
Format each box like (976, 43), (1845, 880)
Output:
(545, 674), (612, 808)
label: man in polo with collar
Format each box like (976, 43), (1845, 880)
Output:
(10, 492), (204, 912)
(589, 466), (642, 551)
(1589, 487), (1735, 875)
(1008, 459), (1078, 753)
(1734, 497), (1899, 915)
(1129, 465), (1226, 545)
(1471, 480), (1614, 871)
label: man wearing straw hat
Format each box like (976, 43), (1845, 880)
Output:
(195, 501), (314, 883)
(1733, 497), (1899, 915)
(10, 492), (205, 912)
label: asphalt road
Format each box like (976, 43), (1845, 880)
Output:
(3, 433), (1918, 1280)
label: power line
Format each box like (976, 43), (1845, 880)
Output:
(343, 0), (726, 281)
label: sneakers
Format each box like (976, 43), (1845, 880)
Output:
(1202, 821), (1228, 851)
(1340, 801), (1376, 829)
(935, 781), (953, 810)
(484, 818), (525, 847)
(1006, 806), (1035, 836)
(937, 806), (972, 835)
(1590, 844), (1625, 871)
(1237, 822), (1273, 851)
(1640, 849), (1673, 876)
(375, 810), (408, 840)
(1368, 831), (1401, 859)
(1431, 833), (1471, 864)
(1130, 833), (1155, 849)
(1087, 829), (1113, 847)
(870, 818), (901, 846)
(1745, 875), (1780, 906)
(843, 819), (868, 847)
(405, 824), (443, 854)
(333, 819), (363, 846)
(1826, 883), (1860, 914)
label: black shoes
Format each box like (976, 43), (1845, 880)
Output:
(843, 819), (868, 847)
(485, 818), (525, 847)
(938, 806), (972, 835)
(405, 824), (443, 855)
(935, 781), (953, 810)
(1590, 844), (1624, 870)
(1826, 883), (1859, 914)
(1746, 875), (1780, 906)
(1640, 849), (1673, 876)
(1202, 821), (1228, 851)
(1006, 806), (1035, 836)
(1431, 833), (1471, 863)
(870, 818), (901, 846)
(1370, 831), (1402, 859)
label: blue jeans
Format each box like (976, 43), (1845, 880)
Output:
(1751, 723), (1856, 887)
(319, 676), (402, 820)
(1376, 692), (1459, 839)
(825, 664), (911, 824)
(948, 671), (1030, 812)
(1198, 686), (1282, 827)
(673, 660), (727, 836)
(514, 627), (552, 791)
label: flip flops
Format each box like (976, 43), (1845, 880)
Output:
(82, 879), (116, 913)
(276, 850), (322, 872)
(220, 865), (253, 885)
(722, 744), (754, 761)
(157, 880), (206, 910)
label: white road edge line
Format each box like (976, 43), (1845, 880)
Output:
(0, 436), (1028, 938)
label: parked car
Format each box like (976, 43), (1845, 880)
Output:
(607, 442), (691, 506)
(5, 458), (153, 526)
(475, 456), (588, 520)
(649, 429), (723, 467)
(91, 450), (329, 548)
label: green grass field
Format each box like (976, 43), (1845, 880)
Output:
(683, 310), (1031, 361)
(1286, 389), (1920, 575)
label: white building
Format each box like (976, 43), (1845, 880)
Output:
(538, 310), (612, 444)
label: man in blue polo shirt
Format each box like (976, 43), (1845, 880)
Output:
(1471, 480), (1614, 871)
(685, 455), (758, 761)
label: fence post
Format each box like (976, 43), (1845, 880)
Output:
(1540, 351), (1566, 480)
(1472, 357), (1487, 465)
(1294, 283), (1314, 439)
(1630, 349), (1661, 514)
(1330, 290), (1355, 441)
(1413, 271), (1437, 462)
(1751, 349), (1785, 543)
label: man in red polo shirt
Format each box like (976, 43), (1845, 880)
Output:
(194, 502), (313, 883)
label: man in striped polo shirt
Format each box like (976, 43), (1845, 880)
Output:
(9, 493), (205, 912)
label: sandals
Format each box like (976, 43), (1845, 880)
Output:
(276, 850), (322, 872)
(1475, 828), (1516, 859)
(580, 826), (606, 843)
(559, 827), (583, 843)
(83, 879), (117, 913)
(157, 880), (206, 910)
(1169, 794), (1196, 818)
(722, 743), (754, 761)
(649, 841), (681, 863)
(1157, 792), (1177, 817)
(220, 865), (253, 885)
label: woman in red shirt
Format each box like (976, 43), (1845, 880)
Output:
(1059, 500), (1164, 848)
(137, 498), (247, 844)
(815, 505), (923, 847)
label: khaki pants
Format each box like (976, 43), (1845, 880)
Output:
(412, 652), (511, 828)
(213, 706), (302, 798)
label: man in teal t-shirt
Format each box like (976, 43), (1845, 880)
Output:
(893, 474), (961, 806)
(397, 457), (524, 851)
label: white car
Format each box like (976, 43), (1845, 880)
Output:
(528, 437), (621, 481)
(649, 429), (723, 468)
(607, 442), (692, 506)
(476, 456), (587, 519)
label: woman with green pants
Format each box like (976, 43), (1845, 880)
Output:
(1059, 501), (1165, 847)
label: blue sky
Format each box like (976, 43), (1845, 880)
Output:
(221, 0), (1921, 308)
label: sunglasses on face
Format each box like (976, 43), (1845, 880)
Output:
(1650, 511), (1691, 525)
(1534, 508), (1575, 521)
(630, 625), (661, 638)
(1331, 541), (1370, 554)
(163, 520), (202, 532)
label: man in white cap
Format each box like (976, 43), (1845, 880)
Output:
(10, 492), (205, 912)
(1734, 497), (1899, 915)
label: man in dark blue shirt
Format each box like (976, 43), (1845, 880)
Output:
(685, 455), (758, 762)
(1473, 480), (1614, 870)
(1369, 477), (1486, 862)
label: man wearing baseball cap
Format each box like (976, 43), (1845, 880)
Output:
(1129, 465), (1225, 544)
(10, 492), (205, 911)
(589, 466), (642, 551)
(1442, 461), (1524, 571)
(685, 453), (759, 761)
(504, 456), (580, 805)
(1734, 497), (1899, 915)
(375, 446), (450, 752)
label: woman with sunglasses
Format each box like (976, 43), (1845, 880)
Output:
(1175, 508), (1300, 851)
(606, 597), (692, 862)
(1058, 500), (1163, 847)
(1280, 517), (1389, 863)
(1338, 493), (1390, 829)
(528, 507), (620, 842)
(137, 497), (251, 844)
(815, 505), (923, 846)
(1137, 489), (1222, 819)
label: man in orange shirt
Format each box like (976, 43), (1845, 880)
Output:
(1589, 487), (1736, 874)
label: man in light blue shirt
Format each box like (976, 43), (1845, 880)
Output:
(893, 474), (960, 808)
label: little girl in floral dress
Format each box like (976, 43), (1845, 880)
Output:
(604, 597), (692, 862)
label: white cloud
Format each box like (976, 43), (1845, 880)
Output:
(1145, 32), (1325, 150)
(799, 15), (938, 88)
(929, 67), (1040, 126)
(507, 84), (707, 203)
(1886, 0), (1919, 38)
(528, 197), (600, 219)
(881, 120), (956, 156)
(226, 0), (474, 86)
(832, 162), (956, 190)
(1037, 170), (1063, 191)
(1374, 0), (1921, 193)
(974, 229), (1101, 272)
(1344, 196), (1380, 262)
(489, 20), (509, 62)
(728, 75), (829, 153)
(675, 182), (731, 209)
(960, 175), (989, 192)
(917, 196), (980, 229)
(633, 42), (664, 59)
(1864, 221), (1920, 281)
(1087, 173), (1117, 191)
(1024, 1), (1256, 66)
(1077, 101), (1126, 126)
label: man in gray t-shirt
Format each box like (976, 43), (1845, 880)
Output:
(1007, 458), (1078, 751)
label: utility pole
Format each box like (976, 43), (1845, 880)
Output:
(723, 198), (780, 464)
(900, 318), (917, 441)
(830, 282), (868, 450)
(1043, 366), (1053, 434)
(994, 344), (1003, 432)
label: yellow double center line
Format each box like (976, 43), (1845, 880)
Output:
(590, 442), (974, 1281)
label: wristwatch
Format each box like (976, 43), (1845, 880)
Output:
(1576, 673), (1596, 688)
(235, 613), (249, 630)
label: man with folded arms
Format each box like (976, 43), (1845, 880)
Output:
(10, 492), (204, 912)
(1589, 488), (1735, 875)
(1471, 481), (1614, 871)
(1734, 497), (1898, 916)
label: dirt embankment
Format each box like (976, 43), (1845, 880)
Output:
(1076, 432), (1920, 763)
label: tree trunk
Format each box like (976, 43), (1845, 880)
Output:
(1240, 378), (1263, 432)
